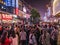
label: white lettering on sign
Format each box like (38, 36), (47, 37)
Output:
(2, 14), (5, 18)
(2, 14), (12, 20)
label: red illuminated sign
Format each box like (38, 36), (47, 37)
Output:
(2, 14), (12, 20)
(14, 8), (19, 15)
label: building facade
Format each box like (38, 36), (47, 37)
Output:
(53, 0), (60, 17)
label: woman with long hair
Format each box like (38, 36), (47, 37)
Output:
(10, 30), (19, 45)
(1, 31), (12, 45)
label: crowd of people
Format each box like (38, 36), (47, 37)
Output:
(0, 22), (59, 45)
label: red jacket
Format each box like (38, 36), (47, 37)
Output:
(0, 26), (2, 31)
(1, 38), (11, 45)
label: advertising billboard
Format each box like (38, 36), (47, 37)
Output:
(53, 0), (60, 15)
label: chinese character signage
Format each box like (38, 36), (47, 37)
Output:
(2, 14), (12, 20)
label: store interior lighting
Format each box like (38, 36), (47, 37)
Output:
(13, 15), (17, 18)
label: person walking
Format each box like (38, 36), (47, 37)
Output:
(20, 28), (26, 45)
(45, 30), (51, 45)
(50, 27), (58, 45)
(29, 30), (37, 45)
(39, 30), (46, 45)
(10, 30), (19, 45)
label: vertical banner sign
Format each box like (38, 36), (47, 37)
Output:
(14, 8), (19, 15)
(15, 8), (19, 15)
(15, 0), (19, 15)
(12, 0), (15, 7)
(16, 0), (18, 8)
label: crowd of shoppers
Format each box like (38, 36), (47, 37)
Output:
(0, 22), (59, 45)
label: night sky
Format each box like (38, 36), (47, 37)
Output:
(24, 0), (51, 17)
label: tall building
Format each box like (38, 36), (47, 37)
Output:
(18, 0), (31, 19)
(52, 0), (60, 45)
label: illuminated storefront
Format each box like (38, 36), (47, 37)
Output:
(2, 14), (13, 23)
(0, 11), (13, 23)
(53, 0), (60, 17)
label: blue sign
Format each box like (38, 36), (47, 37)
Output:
(7, 0), (11, 6)
(3, 0), (18, 7)
(3, 0), (11, 6)
(12, 0), (15, 7)
(16, 0), (18, 8)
